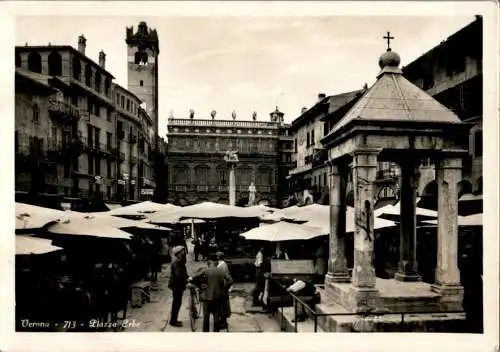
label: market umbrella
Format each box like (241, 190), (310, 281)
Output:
(45, 218), (132, 240)
(178, 218), (206, 224)
(423, 213), (482, 227)
(16, 235), (63, 255)
(106, 201), (180, 217)
(149, 201), (266, 223)
(288, 205), (396, 233)
(375, 202), (437, 222)
(240, 221), (327, 242)
(15, 202), (71, 231)
(417, 193), (482, 216)
(249, 204), (278, 213)
(64, 211), (171, 231)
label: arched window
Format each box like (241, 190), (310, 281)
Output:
(72, 56), (81, 80)
(257, 166), (273, 185)
(15, 52), (21, 68)
(173, 165), (189, 184)
(48, 51), (62, 76)
(27, 52), (42, 73)
(139, 80), (144, 86)
(32, 104), (40, 123)
(236, 166), (252, 187)
(84, 64), (92, 86)
(195, 165), (209, 186)
(216, 165), (228, 186)
(94, 71), (101, 93)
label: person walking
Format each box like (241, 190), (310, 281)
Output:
(191, 254), (228, 332)
(168, 246), (189, 327)
(216, 251), (233, 330)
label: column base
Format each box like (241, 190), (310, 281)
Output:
(325, 272), (351, 284)
(394, 271), (422, 282)
(431, 283), (464, 312)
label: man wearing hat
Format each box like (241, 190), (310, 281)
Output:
(216, 251), (233, 330)
(168, 246), (189, 327)
(191, 253), (230, 332)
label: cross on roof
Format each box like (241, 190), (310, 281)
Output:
(383, 31), (394, 51)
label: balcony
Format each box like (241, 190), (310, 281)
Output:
(118, 152), (125, 161)
(48, 100), (80, 123)
(130, 155), (138, 164)
(130, 135), (137, 144)
(218, 185), (228, 192)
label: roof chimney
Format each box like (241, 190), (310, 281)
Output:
(301, 107), (308, 114)
(318, 93), (326, 101)
(99, 50), (106, 69)
(78, 35), (87, 55)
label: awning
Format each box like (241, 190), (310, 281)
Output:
(106, 201), (180, 217)
(65, 211), (171, 231)
(423, 213), (482, 227)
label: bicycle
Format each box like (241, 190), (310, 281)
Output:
(187, 282), (202, 332)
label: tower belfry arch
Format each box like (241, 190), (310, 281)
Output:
(320, 37), (472, 319)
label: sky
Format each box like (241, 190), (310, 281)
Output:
(16, 15), (476, 137)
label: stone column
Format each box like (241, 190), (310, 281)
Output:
(394, 160), (421, 282)
(229, 163), (236, 206)
(351, 151), (378, 291)
(325, 161), (350, 284)
(431, 157), (463, 301)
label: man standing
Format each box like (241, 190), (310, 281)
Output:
(191, 254), (228, 332)
(168, 246), (189, 327)
(216, 251), (233, 330)
(252, 247), (264, 306)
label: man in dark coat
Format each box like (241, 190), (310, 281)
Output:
(191, 254), (230, 332)
(168, 246), (189, 327)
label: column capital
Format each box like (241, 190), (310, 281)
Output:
(352, 151), (378, 169)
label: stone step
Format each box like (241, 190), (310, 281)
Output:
(275, 306), (326, 333)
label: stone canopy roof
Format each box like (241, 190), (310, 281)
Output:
(324, 49), (462, 141)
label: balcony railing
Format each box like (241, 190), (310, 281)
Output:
(175, 185), (187, 192)
(197, 185), (209, 192)
(48, 100), (80, 122)
(130, 135), (137, 144)
(130, 156), (138, 164)
(168, 118), (279, 129)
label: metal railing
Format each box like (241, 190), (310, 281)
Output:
(272, 278), (464, 333)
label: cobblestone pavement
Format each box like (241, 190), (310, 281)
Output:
(125, 249), (281, 333)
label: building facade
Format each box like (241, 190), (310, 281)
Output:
(402, 15), (483, 199)
(288, 16), (482, 207)
(166, 109), (292, 207)
(15, 30), (158, 206)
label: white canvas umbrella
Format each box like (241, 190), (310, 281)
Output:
(240, 221), (327, 242)
(46, 219), (132, 240)
(423, 213), (482, 227)
(16, 203), (71, 230)
(375, 202), (437, 222)
(16, 235), (63, 255)
(65, 211), (171, 231)
(149, 201), (266, 223)
(106, 201), (180, 216)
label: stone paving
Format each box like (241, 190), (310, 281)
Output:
(124, 250), (281, 333)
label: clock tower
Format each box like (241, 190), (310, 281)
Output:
(125, 21), (159, 141)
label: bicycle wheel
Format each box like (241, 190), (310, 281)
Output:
(190, 292), (200, 332)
